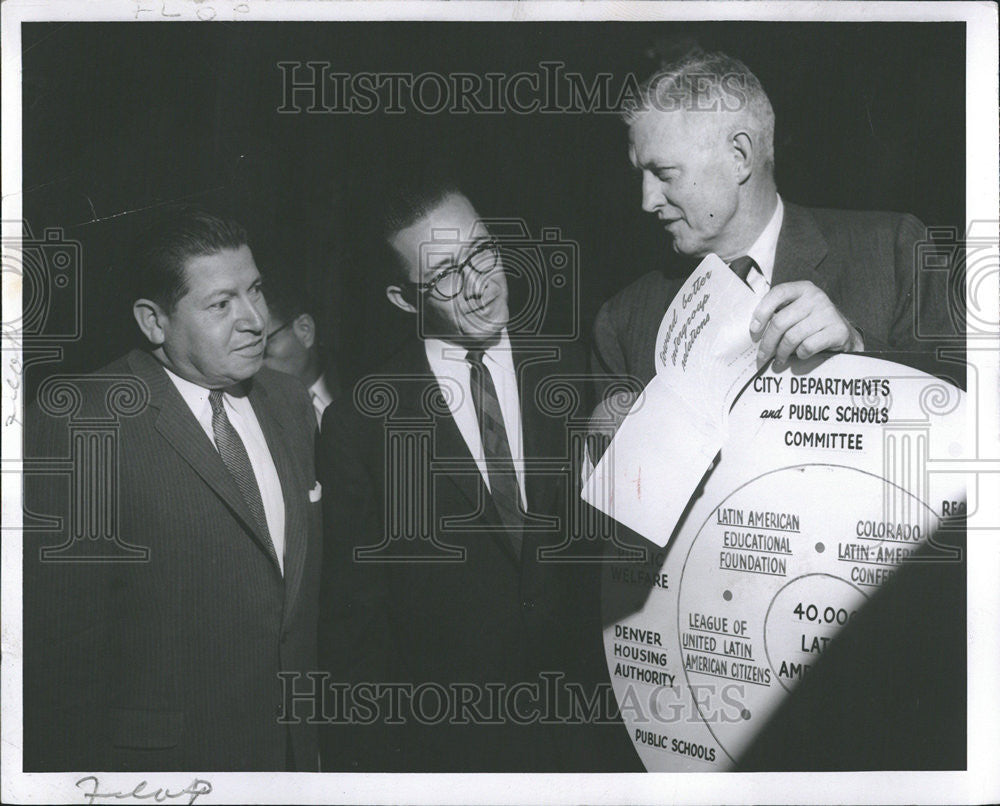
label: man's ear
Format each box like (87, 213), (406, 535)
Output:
(133, 298), (168, 346)
(291, 313), (316, 349)
(732, 130), (754, 184)
(386, 285), (417, 314)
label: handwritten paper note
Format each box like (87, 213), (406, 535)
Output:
(583, 254), (763, 546)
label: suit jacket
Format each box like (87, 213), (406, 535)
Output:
(317, 338), (640, 772)
(588, 203), (967, 770)
(592, 202), (959, 390)
(23, 349), (322, 771)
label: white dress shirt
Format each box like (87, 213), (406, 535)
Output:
(424, 329), (527, 508)
(734, 194), (784, 293)
(308, 373), (334, 428)
(164, 367), (286, 573)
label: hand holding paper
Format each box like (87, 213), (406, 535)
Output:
(750, 280), (865, 368)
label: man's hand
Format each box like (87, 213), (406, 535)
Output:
(750, 281), (864, 369)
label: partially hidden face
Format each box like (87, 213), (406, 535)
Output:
(263, 313), (311, 381)
(628, 107), (743, 258)
(159, 245), (269, 388)
(388, 192), (510, 343)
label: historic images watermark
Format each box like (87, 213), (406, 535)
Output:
(276, 62), (752, 115)
(278, 672), (750, 730)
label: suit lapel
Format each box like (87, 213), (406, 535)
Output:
(772, 202), (829, 289)
(129, 350), (282, 574)
(437, 395), (521, 567)
(249, 379), (308, 613)
(399, 343), (519, 566)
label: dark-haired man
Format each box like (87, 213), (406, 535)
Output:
(23, 209), (322, 771)
(262, 278), (340, 427)
(317, 183), (639, 772)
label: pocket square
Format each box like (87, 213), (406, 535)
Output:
(308, 482), (322, 503)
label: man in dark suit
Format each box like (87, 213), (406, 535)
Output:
(317, 180), (639, 772)
(23, 209), (322, 771)
(592, 49), (958, 390)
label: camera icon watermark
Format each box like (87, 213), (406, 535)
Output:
(413, 217), (580, 343)
(914, 220), (998, 341)
(1, 222), (82, 343)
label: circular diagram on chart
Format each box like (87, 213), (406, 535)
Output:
(601, 356), (966, 772)
(673, 463), (937, 765)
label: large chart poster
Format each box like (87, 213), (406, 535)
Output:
(601, 354), (968, 771)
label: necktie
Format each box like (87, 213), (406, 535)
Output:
(467, 349), (523, 559)
(209, 390), (280, 568)
(728, 255), (768, 293)
(728, 254), (757, 283)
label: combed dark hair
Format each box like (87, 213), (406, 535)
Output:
(362, 164), (463, 285)
(379, 174), (461, 242)
(130, 207), (248, 311)
(250, 233), (314, 323)
(262, 272), (313, 324)
(622, 48), (775, 171)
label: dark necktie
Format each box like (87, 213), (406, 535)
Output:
(728, 255), (759, 286)
(467, 349), (523, 559)
(208, 390), (279, 568)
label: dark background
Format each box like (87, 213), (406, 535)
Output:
(21, 21), (965, 396)
(18, 20), (968, 771)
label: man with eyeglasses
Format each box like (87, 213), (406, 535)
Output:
(261, 275), (340, 428)
(316, 177), (640, 773)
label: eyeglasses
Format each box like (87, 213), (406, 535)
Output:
(265, 320), (292, 340)
(406, 238), (500, 301)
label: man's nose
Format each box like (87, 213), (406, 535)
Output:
(464, 266), (496, 299)
(237, 296), (267, 331)
(641, 172), (664, 213)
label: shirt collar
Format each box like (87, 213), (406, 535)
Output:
(308, 373), (334, 409)
(424, 329), (515, 375)
(162, 365), (213, 411)
(743, 194), (784, 283)
(162, 365), (250, 414)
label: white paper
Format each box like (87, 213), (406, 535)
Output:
(583, 254), (762, 545)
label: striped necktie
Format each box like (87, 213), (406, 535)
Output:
(208, 390), (279, 568)
(467, 348), (523, 559)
